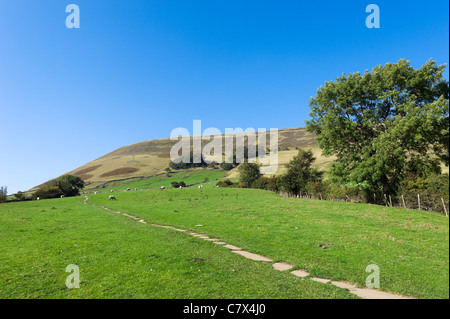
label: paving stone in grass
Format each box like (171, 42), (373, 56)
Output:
(232, 251), (273, 262)
(272, 262), (294, 271)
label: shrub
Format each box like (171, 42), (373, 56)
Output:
(13, 191), (28, 201)
(251, 177), (271, 189)
(34, 186), (64, 200)
(208, 162), (219, 169)
(0, 186), (7, 203)
(399, 173), (449, 212)
(238, 163), (261, 188)
(169, 150), (209, 170)
(216, 180), (235, 188)
(171, 181), (187, 188)
(305, 180), (330, 198)
(33, 174), (85, 199)
(220, 163), (234, 171)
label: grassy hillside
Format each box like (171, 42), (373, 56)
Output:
(1, 186), (448, 299)
(30, 125), (448, 192)
(90, 170), (225, 192)
(30, 127), (332, 191)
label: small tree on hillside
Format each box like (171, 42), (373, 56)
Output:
(13, 191), (27, 201)
(34, 186), (64, 200)
(280, 149), (323, 195)
(57, 175), (85, 197)
(0, 186), (7, 203)
(238, 162), (261, 188)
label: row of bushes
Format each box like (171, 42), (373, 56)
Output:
(32, 175), (85, 200)
(169, 147), (259, 171)
(215, 172), (449, 214)
(220, 149), (449, 215)
(171, 181), (187, 188)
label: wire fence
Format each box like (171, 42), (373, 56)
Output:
(278, 191), (449, 217)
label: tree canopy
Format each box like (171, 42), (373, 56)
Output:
(306, 59), (449, 196)
(34, 175), (85, 199)
(0, 186), (7, 203)
(57, 175), (85, 197)
(238, 162), (261, 187)
(280, 149), (323, 195)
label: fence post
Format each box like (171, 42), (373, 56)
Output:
(442, 198), (448, 217)
(401, 195), (406, 208)
(418, 194), (421, 211)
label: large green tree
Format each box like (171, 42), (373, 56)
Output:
(306, 59), (449, 196)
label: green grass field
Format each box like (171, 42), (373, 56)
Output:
(1, 185), (448, 299)
(0, 196), (352, 299)
(89, 170), (225, 192)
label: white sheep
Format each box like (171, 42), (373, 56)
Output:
(160, 186), (165, 190)
(109, 195), (116, 200)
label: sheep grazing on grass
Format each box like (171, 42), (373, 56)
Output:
(109, 195), (116, 200)
(126, 188), (131, 191)
(110, 190), (114, 193)
(60, 195), (65, 198)
(36, 197), (40, 201)
(160, 186), (165, 190)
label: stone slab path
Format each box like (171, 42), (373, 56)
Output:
(86, 196), (415, 299)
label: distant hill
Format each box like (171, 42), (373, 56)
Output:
(30, 127), (336, 191)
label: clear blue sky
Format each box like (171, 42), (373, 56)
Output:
(0, 0), (448, 194)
